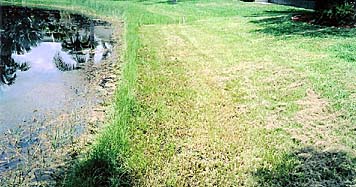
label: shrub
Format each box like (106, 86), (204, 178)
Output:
(315, 0), (356, 26)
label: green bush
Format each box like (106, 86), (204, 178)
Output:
(315, 0), (356, 25)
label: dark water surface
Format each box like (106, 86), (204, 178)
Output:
(0, 5), (113, 131)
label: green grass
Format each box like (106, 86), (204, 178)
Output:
(1, 0), (356, 186)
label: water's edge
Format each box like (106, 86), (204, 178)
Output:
(0, 5), (123, 186)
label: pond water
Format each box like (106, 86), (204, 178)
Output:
(0, 6), (114, 132)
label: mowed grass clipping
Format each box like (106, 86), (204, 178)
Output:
(133, 1), (356, 186)
(2, 0), (356, 186)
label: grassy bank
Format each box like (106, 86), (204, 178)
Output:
(2, 0), (356, 186)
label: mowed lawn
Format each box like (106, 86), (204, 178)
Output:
(3, 0), (355, 186)
(132, 1), (356, 186)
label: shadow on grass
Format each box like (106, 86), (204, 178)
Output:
(139, 0), (176, 5)
(250, 10), (356, 38)
(139, 0), (197, 5)
(62, 151), (134, 187)
(254, 147), (356, 187)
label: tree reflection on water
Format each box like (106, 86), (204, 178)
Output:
(0, 6), (112, 85)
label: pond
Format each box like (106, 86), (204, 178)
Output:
(0, 5), (118, 185)
(0, 5), (114, 132)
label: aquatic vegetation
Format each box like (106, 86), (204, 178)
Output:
(0, 4), (119, 186)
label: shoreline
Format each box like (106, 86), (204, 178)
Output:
(0, 7), (124, 185)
